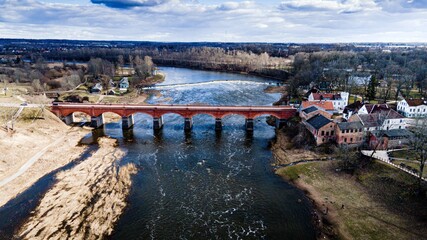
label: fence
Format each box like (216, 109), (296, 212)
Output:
(364, 151), (427, 182)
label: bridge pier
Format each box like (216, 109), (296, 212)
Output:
(245, 118), (254, 132)
(276, 119), (287, 129)
(63, 113), (75, 125)
(215, 118), (222, 131)
(122, 114), (134, 129)
(184, 118), (193, 131)
(153, 117), (163, 130)
(90, 114), (104, 128)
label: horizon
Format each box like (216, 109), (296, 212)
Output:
(1, 0), (427, 43)
(1, 38), (427, 45)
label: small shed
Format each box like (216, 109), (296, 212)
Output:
(91, 83), (103, 94)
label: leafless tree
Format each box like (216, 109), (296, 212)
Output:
(409, 119), (427, 193)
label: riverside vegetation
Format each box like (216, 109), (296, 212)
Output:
(273, 123), (427, 240)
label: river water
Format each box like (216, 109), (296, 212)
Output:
(0, 67), (315, 239)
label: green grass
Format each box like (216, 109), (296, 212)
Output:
(276, 161), (427, 240)
(277, 163), (316, 182)
(389, 150), (417, 160)
(393, 160), (427, 177)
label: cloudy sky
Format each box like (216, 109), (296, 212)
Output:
(0, 0), (426, 42)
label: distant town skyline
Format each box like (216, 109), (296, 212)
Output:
(1, 0), (427, 43)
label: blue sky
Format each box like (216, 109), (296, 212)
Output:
(1, 0), (427, 42)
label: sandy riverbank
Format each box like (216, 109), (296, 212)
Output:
(0, 108), (90, 207)
(18, 137), (137, 240)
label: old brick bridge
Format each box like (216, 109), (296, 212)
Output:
(51, 103), (296, 131)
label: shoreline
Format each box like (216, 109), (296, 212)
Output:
(271, 129), (343, 239)
(0, 109), (91, 208)
(18, 137), (137, 239)
(275, 164), (344, 240)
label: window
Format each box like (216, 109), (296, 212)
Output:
(344, 138), (347, 142)
(321, 131), (324, 136)
(350, 138), (353, 143)
(326, 131), (329, 136)
(331, 131), (334, 135)
(342, 130), (345, 134)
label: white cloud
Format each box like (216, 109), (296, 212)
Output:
(279, 0), (379, 13)
(0, 0), (426, 42)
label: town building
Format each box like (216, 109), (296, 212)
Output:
(307, 92), (349, 113)
(335, 121), (364, 145)
(299, 105), (332, 121)
(300, 101), (335, 114)
(119, 77), (130, 91)
(358, 103), (390, 115)
(349, 108), (406, 131)
(90, 83), (102, 94)
(303, 114), (336, 145)
(397, 98), (427, 118)
(368, 129), (413, 150)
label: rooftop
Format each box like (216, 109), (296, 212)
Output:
(364, 104), (390, 114)
(406, 99), (427, 107)
(301, 101), (334, 111)
(311, 93), (342, 101)
(302, 106), (320, 114)
(371, 129), (414, 138)
(306, 114), (332, 130)
(337, 121), (363, 130)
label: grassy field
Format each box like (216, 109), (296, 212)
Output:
(389, 150), (417, 160)
(277, 161), (427, 240)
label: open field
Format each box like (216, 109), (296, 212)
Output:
(276, 161), (427, 240)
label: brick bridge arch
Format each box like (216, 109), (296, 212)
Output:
(51, 103), (296, 130)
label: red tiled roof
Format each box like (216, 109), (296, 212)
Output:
(311, 93), (342, 101)
(406, 99), (426, 107)
(365, 104), (390, 114)
(302, 101), (334, 111)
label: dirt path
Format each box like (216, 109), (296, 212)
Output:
(0, 110), (90, 207)
(0, 136), (65, 188)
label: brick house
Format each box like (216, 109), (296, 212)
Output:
(304, 114), (336, 145)
(368, 129), (413, 150)
(335, 121), (364, 145)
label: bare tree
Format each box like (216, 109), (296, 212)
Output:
(409, 119), (427, 193)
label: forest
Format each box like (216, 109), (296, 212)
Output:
(1, 39), (427, 103)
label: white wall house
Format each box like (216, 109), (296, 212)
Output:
(308, 92), (349, 113)
(349, 109), (406, 131)
(397, 99), (427, 118)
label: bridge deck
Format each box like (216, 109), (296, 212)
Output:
(51, 103), (296, 129)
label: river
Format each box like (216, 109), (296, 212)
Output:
(0, 67), (316, 239)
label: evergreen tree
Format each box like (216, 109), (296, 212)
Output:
(367, 75), (378, 101)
